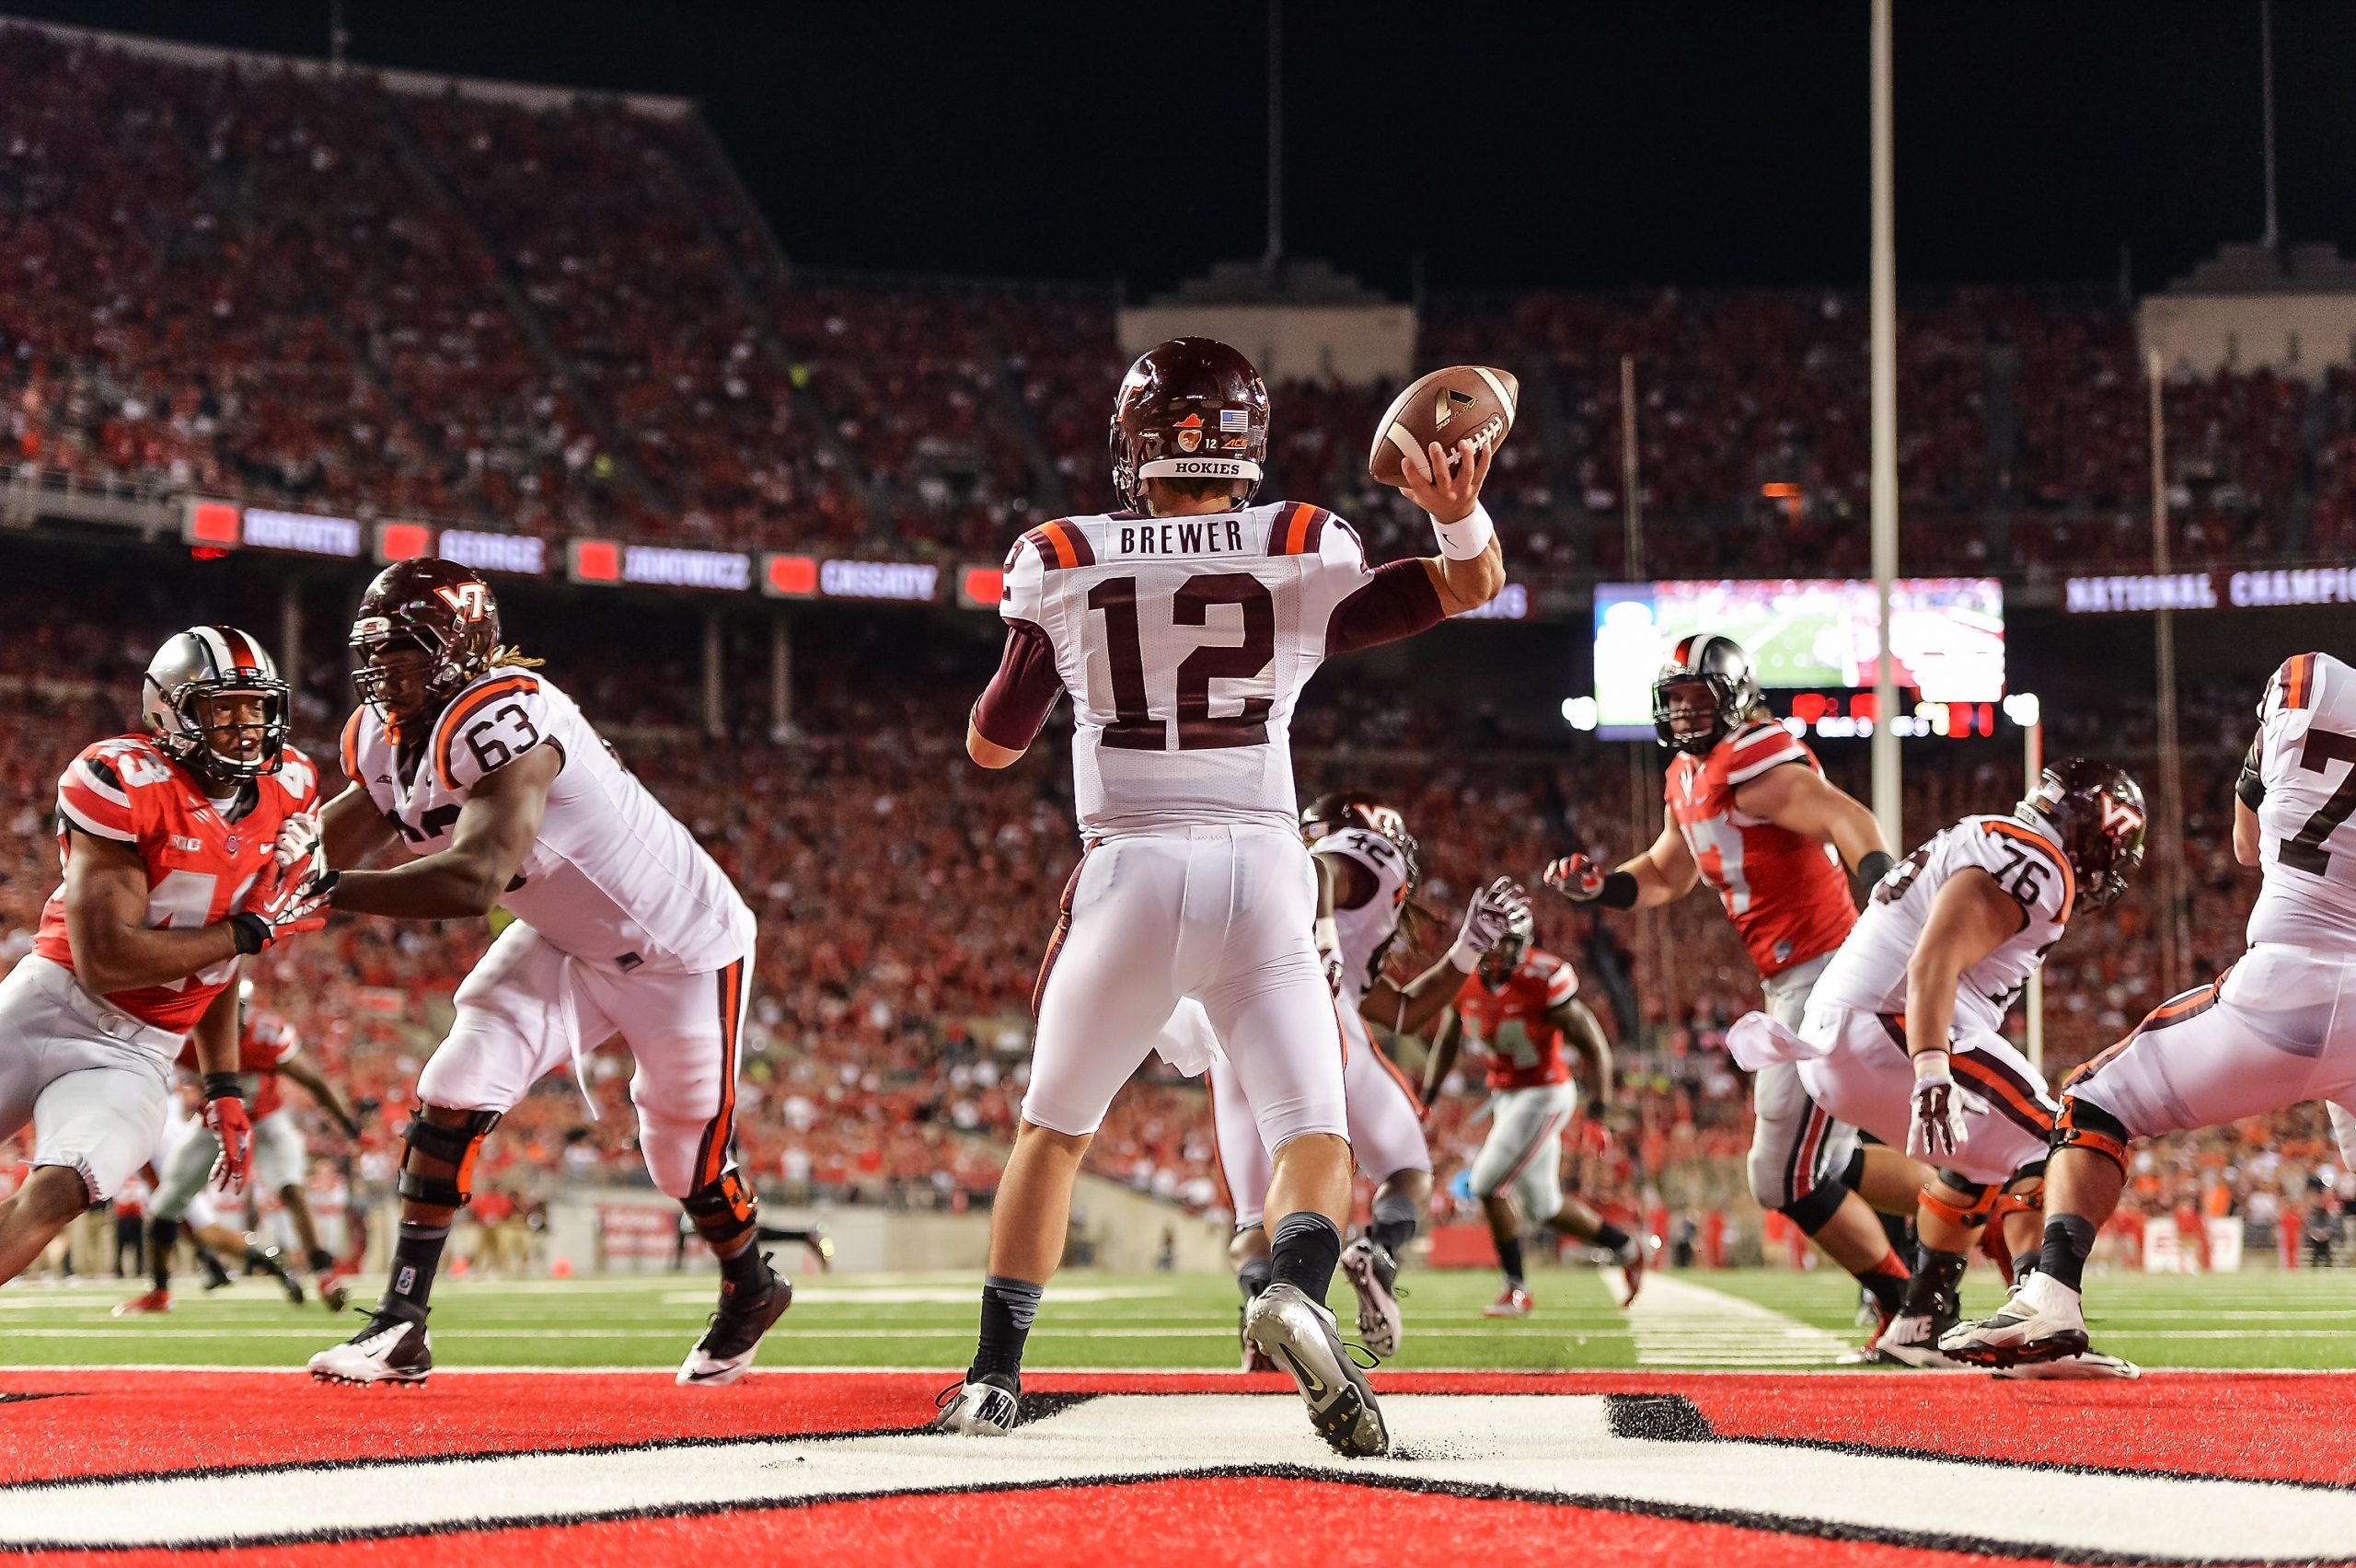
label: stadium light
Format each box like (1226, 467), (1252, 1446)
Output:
(2003, 691), (2041, 729)
(1561, 697), (1600, 732)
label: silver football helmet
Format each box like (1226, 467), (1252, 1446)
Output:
(141, 626), (290, 783)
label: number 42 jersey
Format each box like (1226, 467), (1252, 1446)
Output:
(341, 669), (754, 975)
(987, 502), (1436, 838)
(1808, 813), (2075, 1039)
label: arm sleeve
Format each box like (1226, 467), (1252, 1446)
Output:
(2236, 730), (2267, 810)
(1325, 559), (1447, 656)
(433, 675), (553, 793)
(1542, 959), (1580, 1007)
(971, 620), (1063, 751)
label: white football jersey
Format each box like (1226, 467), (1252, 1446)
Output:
(1809, 813), (2075, 1038)
(341, 670), (754, 975)
(2247, 651), (2356, 949)
(1314, 827), (1413, 1005)
(999, 502), (1379, 836)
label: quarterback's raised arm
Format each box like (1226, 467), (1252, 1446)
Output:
(329, 745), (560, 919)
(1396, 436), (1504, 616)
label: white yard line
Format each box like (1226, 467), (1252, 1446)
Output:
(1625, 1273), (1856, 1366)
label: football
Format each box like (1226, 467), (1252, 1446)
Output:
(1369, 364), (1519, 486)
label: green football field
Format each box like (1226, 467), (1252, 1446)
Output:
(4, 1265), (2352, 1372)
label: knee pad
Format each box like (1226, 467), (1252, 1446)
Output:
(1994, 1160), (2047, 1220)
(682, 1170), (757, 1240)
(1918, 1172), (1997, 1231)
(1777, 1180), (1849, 1236)
(2053, 1095), (2132, 1172)
(397, 1109), (502, 1209)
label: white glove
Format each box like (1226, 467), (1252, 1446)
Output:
(1906, 1051), (1985, 1160)
(1448, 876), (1529, 971)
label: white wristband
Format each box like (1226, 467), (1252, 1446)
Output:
(1911, 1047), (1951, 1079)
(1314, 915), (1341, 957)
(1428, 501), (1496, 561)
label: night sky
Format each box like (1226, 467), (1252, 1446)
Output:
(9, 2), (2346, 298)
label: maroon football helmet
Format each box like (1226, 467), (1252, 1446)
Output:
(349, 559), (502, 722)
(1300, 790), (1421, 894)
(2017, 756), (2146, 910)
(1108, 338), (1270, 512)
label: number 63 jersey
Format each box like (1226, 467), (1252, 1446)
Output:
(994, 502), (1402, 837)
(1808, 813), (2076, 1039)
(340, 670), (754, 975)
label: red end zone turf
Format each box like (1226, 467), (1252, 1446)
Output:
(4, 1371), (2354, 1566)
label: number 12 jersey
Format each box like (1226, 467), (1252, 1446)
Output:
(993, 502), (1428, 837)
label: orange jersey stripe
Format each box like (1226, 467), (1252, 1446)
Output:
(340, 709), (364, 786)
(1952, 1053), (2052, 1131)
(1980, 819), (2075, 911)
(1039, 522), (1077, 570)
(2290, 651), (2316, 710)
(432, 675), (539, 792)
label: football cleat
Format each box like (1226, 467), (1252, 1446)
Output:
(803, 1224), (835, 1274)
(1482, 1284), (1533, 1319)
(1610, 1239), (1648, 1309)
(1838, 1302), (1897, 1366)
(677, 1256), (793, 1387)
(1868, 1311), (1964, 1369)
(316, 1270), (351, 1313)
(1339, 1238), (1403, 1361)
(1992, 1348), (2142, 1381)
(112, 1288), (170, 1317)
(1244, 1280), (1389, 1458)
(1938, 1271), (2088, 1367)
(1237, 1303), (1277, 1372)
(931, 1372), (1019, 1436)
(310, 1309), (433, 1387)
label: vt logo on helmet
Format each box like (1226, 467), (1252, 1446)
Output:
(141, 625), (291, 783)
(350, 559), (504, 725)
(2018, 756), (2147, 910)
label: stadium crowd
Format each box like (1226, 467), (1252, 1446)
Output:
(4, 24), (2342, 585)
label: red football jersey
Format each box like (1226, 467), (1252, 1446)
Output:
(177, 1007), (299, 1121)
(1665, 720), (1855, 978)
(1453, 948), (1581, 1091)
(37, 734), (322, 1034)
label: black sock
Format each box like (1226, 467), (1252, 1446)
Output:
(382, 1221), (450, 1323)
(2038, 1216), (2096, 1291)
(1592, 1222), (1634, 1260)
(716, 1238), (770, 1297)
(1858, 1248), (1911, 1317)
(1268, 1212), (1343, 1300)
(1237, 1253), (1273, 1302)
(308, 1248), (336, 1274)
(1367, 1190), (1420, 1256)
(973, 1274), (1042, 1382)
(1902, 1245), (1969, 1320)
(1496, 1235), (1526, 1288)
(199, 1250), (232, 1287)
(147, 1217), (177, 1292)
(245, 1244), (291, 1282)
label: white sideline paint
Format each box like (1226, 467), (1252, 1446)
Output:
(1627, 1274), (1855, 1366)
(5, 1393), (2356, 1560)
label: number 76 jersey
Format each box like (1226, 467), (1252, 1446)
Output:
(341, 669), (753, 975)
(1808, 813), (2077, 1039)
(999, 501), (1380, 836)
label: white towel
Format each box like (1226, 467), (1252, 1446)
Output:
(1726, 1010), (1831, 1070)
(1151, 998), (1227, 1078)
